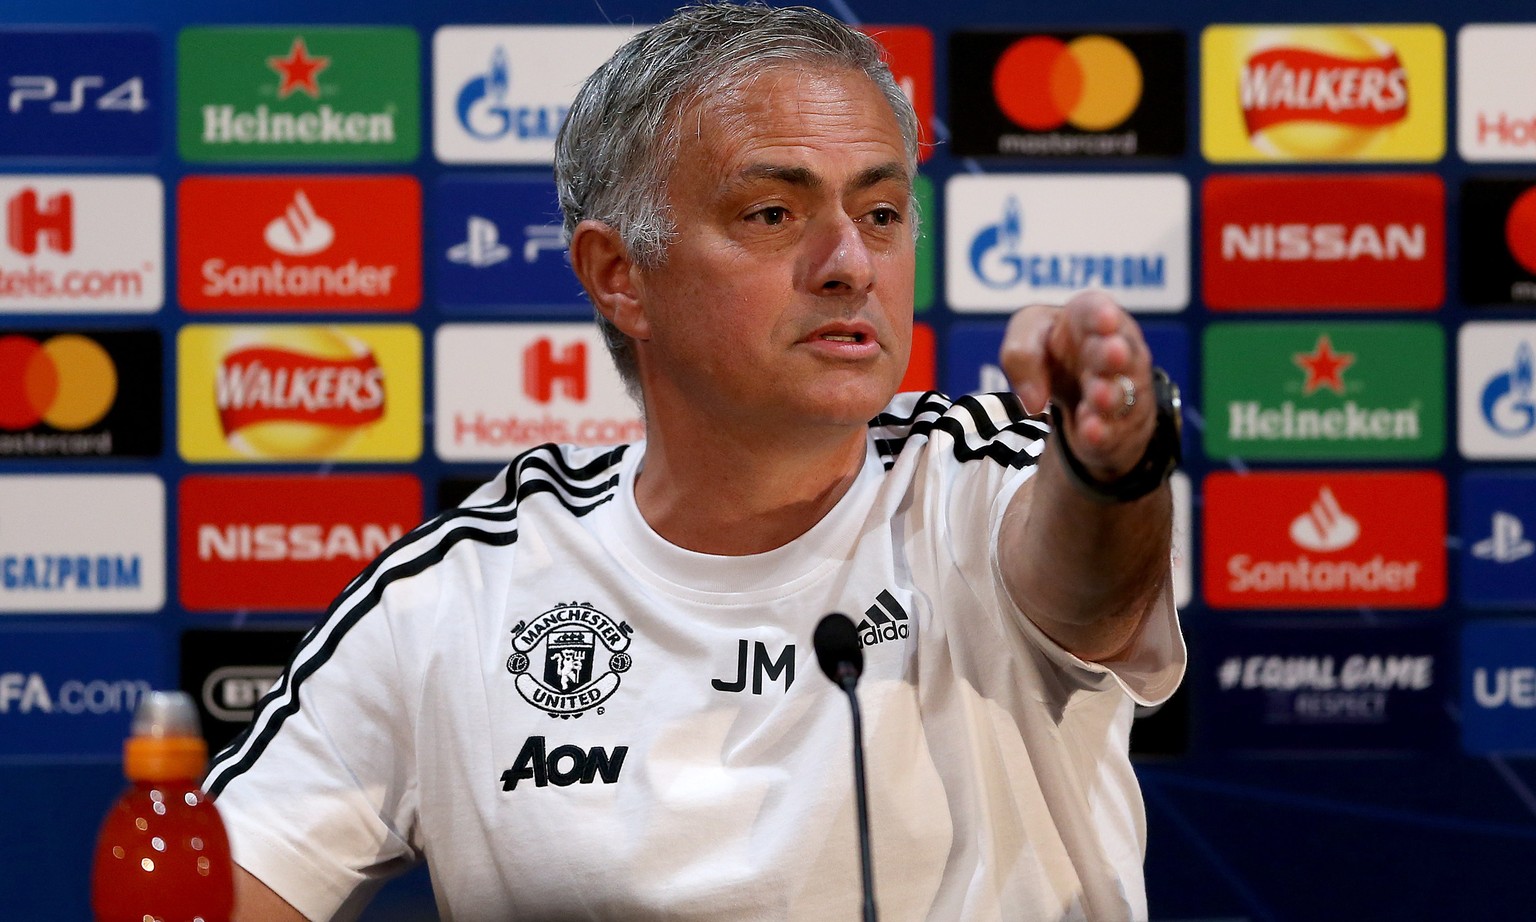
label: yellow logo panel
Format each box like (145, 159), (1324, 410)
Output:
(179, 324), (422, 462)
(1202, 24), (1445, 162)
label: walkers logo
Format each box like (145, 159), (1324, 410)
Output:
(1201, 25), (1445, 162)
(0, 330), (160, 458)
(0, 474), (164, 613)
(435, 324), (642, 462)
(178, 324), (422, 462)
(433, 26), (640, 165)
(1203, 322), (1443, 461)
(180, 629), (304, 752)
(949, 30), (1184, 158)
(0, 627), (169, 759)
(0, 30), (159, 158)
(1204, 471), (1445, 609)
(433, 177), (584, 313)
(1462, 621), (1536, 754)
(1206, 624), (1447, 752)
(1460, 179), (1536, 305)
(1458, 322), (1536, 459)
(860, 26), (934, 162)
(179, 474), (420, 612)
(178, 175), (421, 312)
(507, 602), (634, 718)
(1458, 26), (1536, 162)
(1461, 473), (1536, 608)
(1202, 174), (1443, 309)
(0, 176), (162, 312)
(945, 174), (1188, 312)
(178, 27), (419, 163)
(856, 590), (912, 648)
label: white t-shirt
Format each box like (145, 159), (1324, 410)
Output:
(206, 391), (1185, 922)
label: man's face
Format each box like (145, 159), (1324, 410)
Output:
(630, 65), (916, 433)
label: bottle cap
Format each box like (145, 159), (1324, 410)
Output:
(124, 690), (208, 782)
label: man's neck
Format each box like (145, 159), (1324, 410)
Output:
(634, 418), (868, 556)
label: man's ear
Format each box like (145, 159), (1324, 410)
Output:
(569, 219), (649, 341)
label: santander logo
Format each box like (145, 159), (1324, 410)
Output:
(1288, 486), (1360, 551)
(263, 190), (334, 256)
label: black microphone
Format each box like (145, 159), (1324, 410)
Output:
(813, 613), (878, 922)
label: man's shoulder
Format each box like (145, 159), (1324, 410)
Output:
(868, 390), (1048, 471)
(453, 442), (632, 513)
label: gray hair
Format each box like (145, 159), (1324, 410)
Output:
(554, 2), (921, 397)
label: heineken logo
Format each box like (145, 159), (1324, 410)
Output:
(179, 27), (419, 163)
(1204, 322), (1443, 461)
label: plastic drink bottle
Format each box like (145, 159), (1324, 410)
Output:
(90, 690), (234, 922)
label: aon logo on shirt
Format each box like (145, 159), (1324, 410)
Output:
(500, 735), (628, 791)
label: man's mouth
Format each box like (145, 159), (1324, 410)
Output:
(820, 332), (866, 343)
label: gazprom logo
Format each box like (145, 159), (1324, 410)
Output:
(1481, 340), (1536, 438)
(969, 196), (1026, 288)
(453, 46), (563, 142)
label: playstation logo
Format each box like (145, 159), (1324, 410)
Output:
(1473, 510), (1535, 564)
(448, 215), (511, 268)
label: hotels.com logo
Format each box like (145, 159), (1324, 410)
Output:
(7, 189), (71, 255)
(179, 473), (419, 612)
(524, 338), (586, 403)
(177, 175), (420, 312)
(1204, 471), (1445, 609)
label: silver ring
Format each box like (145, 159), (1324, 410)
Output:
(1113, 374), (1136, 419)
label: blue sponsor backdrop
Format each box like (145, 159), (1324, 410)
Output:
(0, 30), (160, 159)
(2, 0), (1536, 920)
(1462, 621), (1536, 754)
(432, 175), (585, 312)
(1460, 471), (1536, 607)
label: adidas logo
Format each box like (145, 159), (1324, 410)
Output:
(856, 590), (910, 648)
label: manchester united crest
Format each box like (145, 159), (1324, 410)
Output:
(507, 602), (633, 718)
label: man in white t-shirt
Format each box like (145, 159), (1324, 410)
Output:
(215, 4), (1185, 920)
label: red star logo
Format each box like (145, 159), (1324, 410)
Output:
(1293, 334), (1355, 395)
(267, 37), (330, 100)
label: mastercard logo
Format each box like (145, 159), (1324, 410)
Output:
(1507, 187), (1536, 275)
(0, 334), (116, 431)
(993, 35), (1143, 132)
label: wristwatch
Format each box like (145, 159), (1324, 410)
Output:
(1048, 366), (1182, 503)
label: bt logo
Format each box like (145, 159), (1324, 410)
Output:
(969, 196), (1027, 289)
(1481, 341), (1536, 437)
(8, 75), (147, 115)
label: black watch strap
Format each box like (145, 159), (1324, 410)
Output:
(1048, 367), (1182, 504)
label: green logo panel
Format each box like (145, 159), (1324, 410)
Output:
(179, 27), (419, 163)
(1203, 321), (1444, 461)
(914, 173), (934, 313)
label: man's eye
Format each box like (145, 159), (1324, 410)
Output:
(752, 207), (788, 225)
(868, 208), (902, 227)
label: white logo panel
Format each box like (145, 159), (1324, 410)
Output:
(0, 475), (165, 612)
(432, 26), (641, 165)
(0, 175), (163, 312)
(435, 323), (643, 461)
(1460, 322), (1536, 459)
(1458, 25), (1536, 162)
(945, 173), (1189, 312)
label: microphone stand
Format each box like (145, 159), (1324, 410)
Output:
(836, 665), (879, 922)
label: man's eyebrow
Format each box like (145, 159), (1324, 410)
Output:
(728, 161), (910, 195)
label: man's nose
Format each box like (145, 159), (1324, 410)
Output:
(805, 213), (876, 296)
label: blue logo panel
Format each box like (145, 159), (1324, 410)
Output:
(432, 176), (587, 314)
(943, 320), (1191, 453)
(0, 627), (170, 760)
(1462, 621), (1536, 755)
(1460, 472), (1536, 608)
(1203, 623), (1450, 753)
(0, 30), (160, 158)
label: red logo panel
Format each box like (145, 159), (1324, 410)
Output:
(860, 25), (933, 162)
(1203, 470), (1445, 609)
(1202, 174), (1443, 310)
(179, 473), (421, 611)
(178, 175), (421, 311)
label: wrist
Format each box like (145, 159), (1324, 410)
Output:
(1048, 368), (1182, 504)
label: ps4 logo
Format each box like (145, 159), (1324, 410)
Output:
(447, 217), (565, 269)
(8, 76), (148, 114)
(1481, 341), (1536, 438)
(1473, 511), (1535, 565)
(454, 47), (566, 142)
